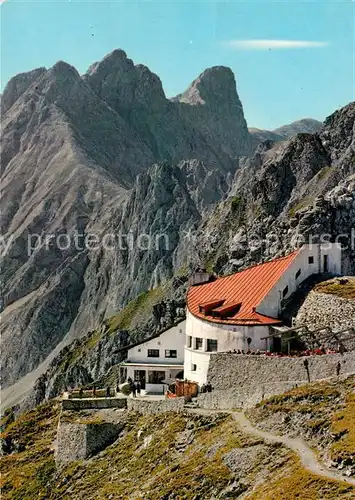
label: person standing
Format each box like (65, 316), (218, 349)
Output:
(131, 381), (137, 398)
(136, 381), (141, 396)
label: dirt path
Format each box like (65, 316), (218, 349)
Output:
(231, 411), (355, 486)
(186, 407), (355, 486)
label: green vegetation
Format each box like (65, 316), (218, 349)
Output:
(204, 250), (218, 273)
(317, 165), (335, 181)
(105, 286), (165, 333)
(331, 392), (355, 464)
(231, 195), (243, 212)
(0, 403), (59, 499)
(256, 383), (341, 414)
(248, 455), (354, 499)
(288, 196), (314, 217)
(315, 278), (355, 299)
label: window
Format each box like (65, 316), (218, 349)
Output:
(207, 339), (218, 352)
(165, 349), (177, 358)
(191, 364), (197, 372)
(295, 269), (301, 280)
(308, 256), (314, 264)
(148, 371), (165, 384)
(195, 337), (203, 350)
(282, 286), (289, 298)
(147, 349), (159, 358)
(187, 335), (192, 348)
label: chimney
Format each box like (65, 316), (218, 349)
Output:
(189, 270), (212, 287)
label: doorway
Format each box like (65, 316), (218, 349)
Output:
(272, 337), (282, 353)
(323, 255), (329, 273)
(134, 370), (146, 389)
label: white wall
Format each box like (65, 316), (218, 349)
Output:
(258, 243), (342, 318)
(127, 321), (186, 364)
(183, 311), (269, 384)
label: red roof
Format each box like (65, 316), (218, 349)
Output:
(187, 250), (300, 326)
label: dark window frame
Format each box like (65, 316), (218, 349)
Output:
(308, 256), (314, 264)
(295, 269), (301, 279)
(147, 349), (160, 358)
(206, 339), (218, 352)
(282, 286), (289, 298)
(165, 349), (177, 358)
(195, 337), (203, 350)
(191, 364), (197, 372)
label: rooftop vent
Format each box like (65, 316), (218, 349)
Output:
(199, 300), (225, 316)
(211, 302), (242, 318)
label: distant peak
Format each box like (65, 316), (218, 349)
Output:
(51, 61), (80, 77)
(1, 67), (47, 114)
(84, 49), (133, 78)
(173, 65), (237, 106)
(104, 48), (128, 61)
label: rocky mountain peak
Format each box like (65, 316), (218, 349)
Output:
(319, 101), (355, 163)
(83, 48), (166, 115)
(174, 66), (238, 107)
(49, 60), (81, 79)
(85, 49), (133, 80)
(1, 67), (46, 114)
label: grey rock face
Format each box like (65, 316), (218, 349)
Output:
(1, 67), (46, 115)
(1, 50), (251, 389)
(174, 66), (251, 160)
(188, 102), (355, 277)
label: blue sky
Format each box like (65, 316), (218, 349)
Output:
(1, 0), (354, 129)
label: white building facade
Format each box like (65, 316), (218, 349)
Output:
(184, 243), (342, 385)
(122, 321), (185, 394)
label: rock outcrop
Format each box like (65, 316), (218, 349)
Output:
(295, 278), (355, 330)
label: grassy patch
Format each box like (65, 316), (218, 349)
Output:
(315, 279), (355, 299)
(288, 196), (314, 217)
(0, 402), (59, 499)
(317, 165), (335, 181)
(231, 195), (243, 212)
(248, 455), (355, 499)
(331, 393), (355, 463)
(256, 382), (341, 414)
(105, 286), (164, 333)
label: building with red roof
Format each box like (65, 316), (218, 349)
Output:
(184, 243), (342, 385)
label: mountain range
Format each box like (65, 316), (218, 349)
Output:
(1, 49), (354, 409)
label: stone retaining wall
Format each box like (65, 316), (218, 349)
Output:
(126, 397), (185, 415)
(56, 421), (123, 464)
(207, 352), (355, 391)
(62, 398), (127, 410)
(197, 382), (298, 410)
(295, 289), (355, 330)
